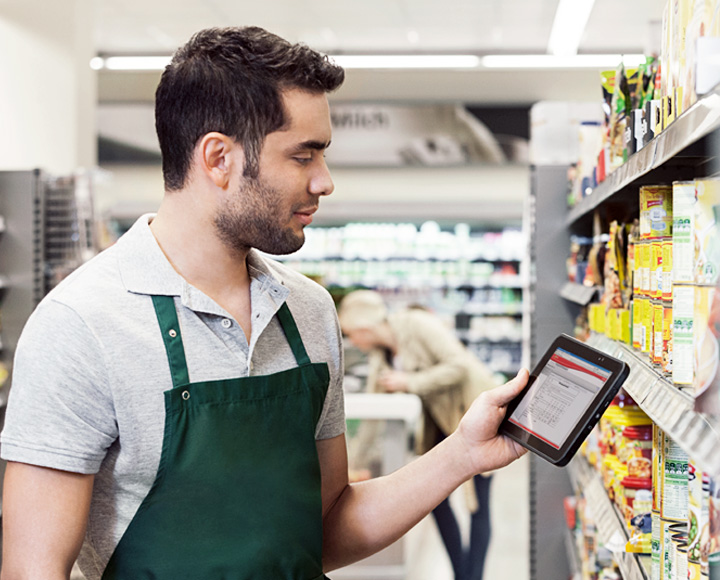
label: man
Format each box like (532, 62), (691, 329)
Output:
(0, 26), (528, 580)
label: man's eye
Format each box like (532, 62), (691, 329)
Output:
(294, 156), (312, 165)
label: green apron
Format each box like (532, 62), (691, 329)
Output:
(102, 296), (331, 580)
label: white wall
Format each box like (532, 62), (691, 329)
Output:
(0, 0), (96, 173)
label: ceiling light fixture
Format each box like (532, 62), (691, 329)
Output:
(91, 56), (172, 71)
(482, 54), (645, 69)
(328, 54), (481, 69)
(90, 52), (646, 72)
(547, 0), (597, 56)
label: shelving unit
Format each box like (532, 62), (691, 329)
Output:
(587, 333), (720, 477)
(275, 222), (528, 379)
(0, 169), (98, 502)
(530, 84), (720, 580)
(567, 456), (649, 580)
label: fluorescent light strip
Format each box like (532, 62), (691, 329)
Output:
(482, 54), (646, 69)
(329, 54), (481, 69)
(91, 56), (172, 71)
(90, 52), (646, 71)
(548, 0), (597, 56)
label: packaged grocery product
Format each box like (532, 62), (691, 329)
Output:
(654, 424), (665, 513)
(643, 296), (654, 357)
(633, 298), (643, 350)
(654, 300), (665, 366)
(709, 474), (720, 579)
(694, 285), (718, 399)
(673, 284), (695, 385)
(677, 542), (689, 580)
(653, 510), (662, 580)
(687, 461), (710, 578)
(620, 425), (653, 477)
(662, 518), (677, 579)
(640, 240), (653, 296)
(641, 185), (674, 240)
(652, 241), (664, 299)
(663, 301), (674, 375)
(663, 238), (674, 300)
(673, 180), (697, 284)
(662, 433), (689, 521)
(693, 178), (720, 286)
(624, 478), (652, 553)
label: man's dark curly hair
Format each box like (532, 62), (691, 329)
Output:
(155, 26), (345, 190)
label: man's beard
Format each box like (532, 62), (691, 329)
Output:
(214, 176), (305, 257)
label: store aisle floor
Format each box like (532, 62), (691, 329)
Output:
(406, 454), (529, 580)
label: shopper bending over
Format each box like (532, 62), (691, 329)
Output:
(0, 26), (528, 580)
(339, 290), (500, 580)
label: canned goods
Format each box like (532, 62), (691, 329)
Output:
(662, 518), (676, 580)
(653, 425), (664, 513)
(662, 239), (673, 300)
(662, 301), (673, 375)
(676, 541), (689, 580)
(672, 180), (696, 284)
(652, 241), (663, 299)
(661, 434), (689, 521)
(643, 298), (653, 355)
(653, 300), (665, 366)
(673, 285), (695, 386)
(640, 241), (652, 295)
(653, 510), (661, 580)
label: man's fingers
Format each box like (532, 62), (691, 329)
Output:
(484, 368), (529, 407)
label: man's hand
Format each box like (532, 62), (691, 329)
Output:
(452, 368), (530, 475)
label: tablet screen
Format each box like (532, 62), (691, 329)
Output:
(507, 347), (613, 450)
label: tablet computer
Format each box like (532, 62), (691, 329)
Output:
(500, 334), (630, 467)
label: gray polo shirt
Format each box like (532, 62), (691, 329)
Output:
(0, 214), (346, 579)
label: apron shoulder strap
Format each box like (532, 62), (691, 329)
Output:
(152, 295), (190, 389)
(275, 302), (311, 366)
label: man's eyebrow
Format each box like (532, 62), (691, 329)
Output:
(290, 140), (332, 153)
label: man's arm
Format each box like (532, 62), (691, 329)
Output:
(1, 462), (94, 580)
(318, 369), (529, 572)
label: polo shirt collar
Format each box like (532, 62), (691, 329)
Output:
(117, 214), (290, 310)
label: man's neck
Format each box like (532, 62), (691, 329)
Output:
(149, 194), (253, 338)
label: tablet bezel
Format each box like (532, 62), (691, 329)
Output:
(499, 334), (630, 467)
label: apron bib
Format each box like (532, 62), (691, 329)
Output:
(102, 296), (330, 580)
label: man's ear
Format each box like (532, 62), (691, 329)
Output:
(197, 132), (242, 188)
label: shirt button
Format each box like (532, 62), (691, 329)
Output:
(249, 360), (254, 372)
(221, 318), (232, 329)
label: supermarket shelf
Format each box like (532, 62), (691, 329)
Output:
(560, 282), (602, 306)
(455, 331), (522, 344)
(586, 333), (720, 477)
(461, 304), (524, 316)
(564, 527), (583, 580)
(568, 456), (649, 580)
(566, 82), (720, 228)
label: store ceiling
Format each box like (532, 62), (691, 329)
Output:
(95, 0), (665, 104)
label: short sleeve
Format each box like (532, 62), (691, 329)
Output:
(313, 296), (346, 441)
(0, 299), (117, 474)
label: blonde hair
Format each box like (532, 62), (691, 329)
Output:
(337, 290), (387, 331)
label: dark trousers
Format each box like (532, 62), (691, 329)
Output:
(431, 473), (493, 580)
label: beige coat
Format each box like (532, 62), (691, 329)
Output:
(365, 308), (499, 512)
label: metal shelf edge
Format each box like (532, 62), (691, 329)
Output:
(568, 457), (650, 580)
(560, 282), (601, 305)
(586, 333), (720, 477)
